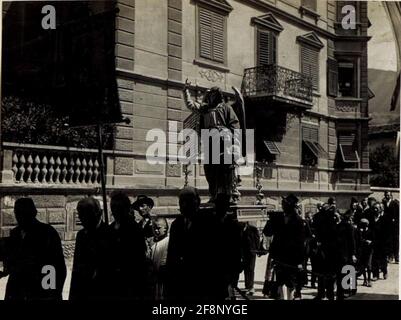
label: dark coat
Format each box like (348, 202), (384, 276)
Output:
(165, 211), (229, 301)
(69, 222), (113, 300)
(4, 220), (66, 301)
(108, 218), (147, 299)
(311, 209), (338, 273)
(268, 212), (306, 266)
(241, 224), (260, 257)
(334, 221), (356, 267)
(371, 215), (391, 259)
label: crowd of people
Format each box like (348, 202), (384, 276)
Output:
(261, 191), (399, 300)
(0, 189), (398, 301)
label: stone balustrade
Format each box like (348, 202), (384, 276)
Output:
(2, 143), (104, 185)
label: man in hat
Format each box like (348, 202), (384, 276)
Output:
(69, 197), (113, 300)
(267, 194), (306, 300)
(131, 195), (155, 239)
(2, 198), (66, 301)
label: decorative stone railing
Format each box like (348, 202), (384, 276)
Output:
(1, 143), (105, 185)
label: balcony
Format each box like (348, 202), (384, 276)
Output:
(241, 65), (313, 109)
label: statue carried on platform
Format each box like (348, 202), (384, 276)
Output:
(182, 80), (246, 204)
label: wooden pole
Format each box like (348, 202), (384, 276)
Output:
(97, 123), (109, 225)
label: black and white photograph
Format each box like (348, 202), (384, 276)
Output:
(0, 0), (399, 306)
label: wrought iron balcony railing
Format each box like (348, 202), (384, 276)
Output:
(241, 65), (313, 105)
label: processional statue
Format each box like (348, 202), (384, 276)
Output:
(182, 80), (247, 204)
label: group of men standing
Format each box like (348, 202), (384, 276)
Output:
(0, 190), (398, 301)
(261, 192), (399, 300)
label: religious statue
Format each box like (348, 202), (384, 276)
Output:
(182, 79), (246, 204)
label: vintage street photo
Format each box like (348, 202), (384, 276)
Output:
(0, 0), (399, 302)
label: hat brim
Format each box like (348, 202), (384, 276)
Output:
(131, 198), (154, 211)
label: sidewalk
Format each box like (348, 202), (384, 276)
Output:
(236, 256), (399, 300)
(1, 256), (399, 300)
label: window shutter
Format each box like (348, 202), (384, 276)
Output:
(301, 45), (319, 90)
(199, 8), (213, 60)
(302, 0), (317, 11)
(264, 140), (280, 155)
(211, 11), (225, 63)
(327, 58), (338, 97)
(199, 7), (225, 63)
(257, 30), (271, 66)
(338, 133), (359, 163)
(302, 125), (318, 142)
(257, 30), (277, 66)
(271, 33), (277, 65)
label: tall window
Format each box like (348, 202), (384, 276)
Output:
(198, 6), (226, 64)
(257, 29), (277, 66)
(301, 125), (327, 166)
(338, 60), (358, 97)
(301, 45), (319, 91)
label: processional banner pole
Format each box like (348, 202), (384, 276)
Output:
(97, 123), (109, 225)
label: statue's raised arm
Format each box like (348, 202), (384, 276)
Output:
(183, 79), (201, 113)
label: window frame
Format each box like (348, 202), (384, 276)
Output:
(196, 5), (228, 66)
(300, 44), (320, 92)
(337, 59), (359, 98)
(301, 124), (328, 167)
(256, 28), (278, 66)
(337, 132), (360, 168)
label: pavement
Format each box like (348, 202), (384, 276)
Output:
(236, 255), (400, 300)
(0, 256), (399, 300)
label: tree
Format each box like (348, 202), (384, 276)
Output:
(370, 144), (399, 187)
(1, 96), (114, 149)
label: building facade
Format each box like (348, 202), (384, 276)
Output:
(0, 0), (372, 244)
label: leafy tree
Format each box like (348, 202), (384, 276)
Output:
(370, 144), (399, 187)
(1, 96), (114, 149)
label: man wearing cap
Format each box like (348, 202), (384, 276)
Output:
(1, 198), (66, 300)
(267, 194), (306, 300)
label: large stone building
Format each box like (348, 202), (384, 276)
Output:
(0, 0), (372, 243)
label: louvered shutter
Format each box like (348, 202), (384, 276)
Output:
(339, 133), (359, 163)
(199, 8), (213, 60)
(271, 33), (277, 65)
(258, 30), (271, 66)
(302, 125), (318, 142)
(212, 11), (225, 63)
(199, 7), (225, 63)
(257, 30), (277, 66)
(302, 0), (317, 11)
(327, 58), (338, 97)
(301, 45), (319, 90)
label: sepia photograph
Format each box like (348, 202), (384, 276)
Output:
(0, 0), (399, 306)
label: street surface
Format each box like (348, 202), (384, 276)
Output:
(0, 256), (398, 300)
